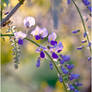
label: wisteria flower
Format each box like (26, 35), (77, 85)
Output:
(49, 42), (63, 53)
(52, 52), (58, 59)
(49, 61), (53, 70)
(36, 57), (40, 68)
(82, 0), (91, 6)
(69, 73), (80, 80)
(67, 0), (71, 4)
(36, 46), (47, 60)
(72, 30), (80, 34)
(31, 26), (48, 40)
(55, 42), (63, 53)
(14, 31), (27, 45)
(24, 16), (35, 28)
(14, 31), (27, 39)
(48, 32), (57, 41)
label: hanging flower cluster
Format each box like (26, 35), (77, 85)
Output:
(82, 0), (92, 12)
(12, 16), (83, 92)
(72, 29), (92, 61)
(1, 0), (91, 91)
(67, 0), (92, 12)
(33, 28), (82, 92)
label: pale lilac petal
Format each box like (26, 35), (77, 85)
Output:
(31, 26), (41, 36)
(14, 31), (27, 39)
(36, 47), (41, 53)
(55, 42), (63, 53)
(24, 17), (35, 28)
(48, 32), (57, 41)
(40, 28), (48, 38)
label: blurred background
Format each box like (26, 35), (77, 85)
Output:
(1, 0), (91, 92)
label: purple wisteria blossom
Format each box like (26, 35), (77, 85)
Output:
(14, 31), (27, 45)
(77, 46), (84, 50)
(30, 25), (82, 91)
(72, 30), (80, 34)
(48, 32), (57, 41)
(31, 26), (48, 40)
(49, 61), (53, 70)
(36, 57), (40, 68)
(67, 0), (71, 4)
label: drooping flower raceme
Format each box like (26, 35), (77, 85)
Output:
(30, 25), (82, 92)
(82, 0), (92, 12)
(72, 29), (91, 61)
(24, 16), (35, 28)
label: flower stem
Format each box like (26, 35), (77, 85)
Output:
(71, 0), (91, 53)
(0, 34), (14, 36)
(0, 34), (68, 92)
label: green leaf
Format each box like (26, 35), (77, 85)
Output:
(2, 0), (9, 5)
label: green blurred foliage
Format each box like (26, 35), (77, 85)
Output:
(0, 0), (9, 21)
(1, 39), (13, 64)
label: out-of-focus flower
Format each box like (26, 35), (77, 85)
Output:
(59, 75), (63, 83)
(69, 73), (80, 80)
(66, 64), (74, 70)
(88, 56), (92, 61)
(68, 84), (75, 90)
(24, 16), (35, 28)
(74, 89), (80, 92)
(88, 6), (92, 12)
(81, 40), (87, 43)
(83, 32), (87, 38)
(72, 30), (80, 34)
(82, 0), (92, 12)
(60, 55), (71, 62)
(31, 26), (48, 40)
(14, 31), (27, 39)
(48, 32), (57, 41)
(75, 82), (83, 87)
(77, 46), (84, 50)
(82, 0), (91, 6)
(67, 0), (71, 4)
(49, 61), (53, 70)
(61, 66), (69, 74)
(36, 57), (40, 68)
(59, 59), (65, 64)
(88, 42), (91, 47)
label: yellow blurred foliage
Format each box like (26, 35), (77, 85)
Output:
(54, 81), (64, 92)
(41, 82), (48, 88)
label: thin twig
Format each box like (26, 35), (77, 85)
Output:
(71, 0), (91, 53)
(0, 0), (25, 27)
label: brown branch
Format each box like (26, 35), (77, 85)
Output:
(0, 0), (25, 27)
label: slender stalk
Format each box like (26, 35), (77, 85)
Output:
(0, 34), (68, 92)
(71, 0), (91, 53)
(0, 34), (14, 36)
